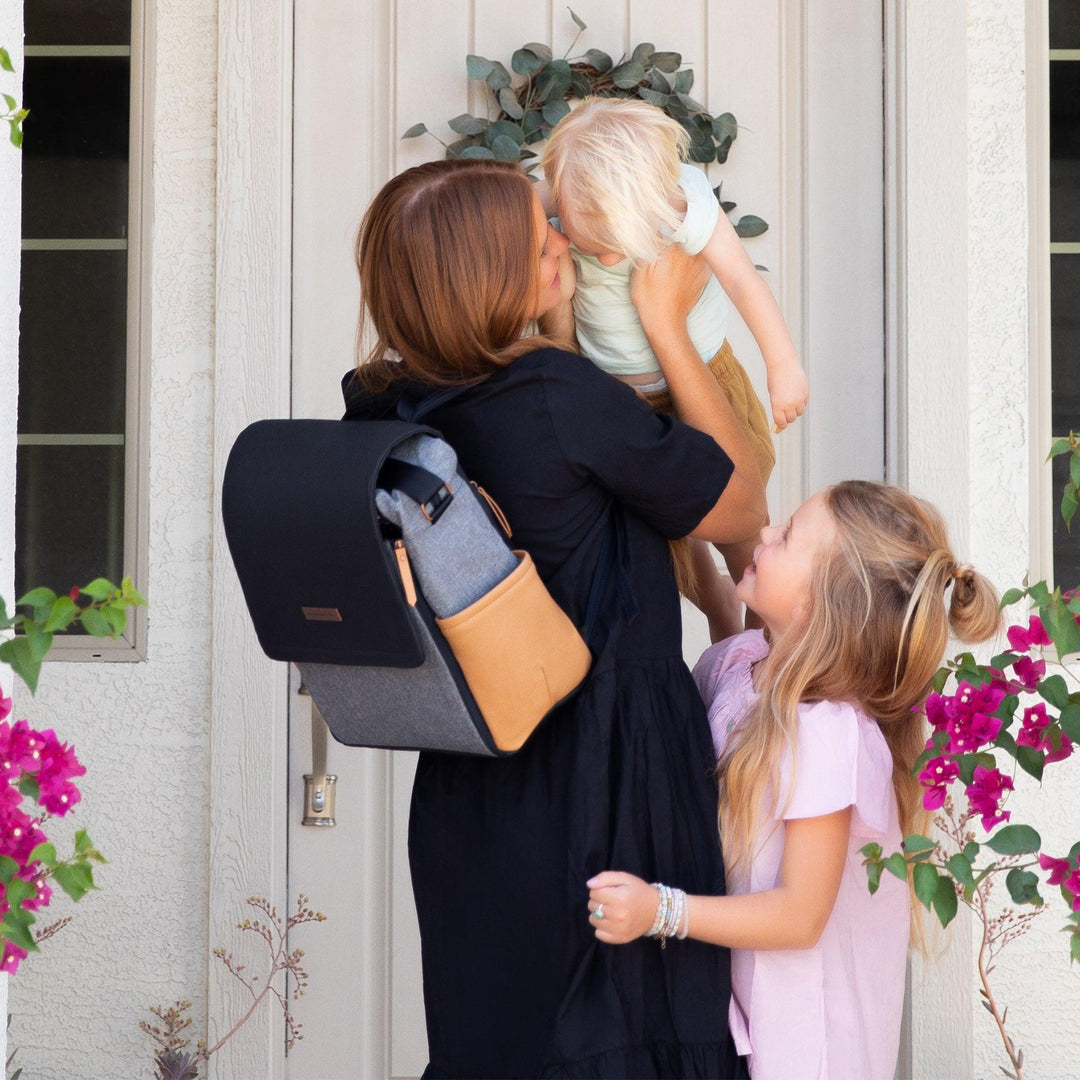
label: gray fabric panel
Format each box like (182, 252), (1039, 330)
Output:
(297, 606), (495, 756)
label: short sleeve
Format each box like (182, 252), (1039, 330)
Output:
(670, 164), (721, 256)
(538, 350), (734, 538)
(780, 700), (896, 836)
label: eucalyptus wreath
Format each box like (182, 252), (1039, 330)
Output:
(404, 9), (767, 238)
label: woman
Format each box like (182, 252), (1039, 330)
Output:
(344, 158), (766, 1078)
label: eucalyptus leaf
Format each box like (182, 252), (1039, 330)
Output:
(638, 88), (670, 108)
(499, 87), (524, 119)
(647, 69), (673, 94)
(401, 123), (428, 139)
(610, 60), (647, 89)
(486, 119), (525, 145)
(716, 136), (734, 165)
(542, 100), (571, 126)
(987, 823), (1042, 855)
(523, 43), (554, 63)
(465, 54), (494, 81)
(735, 215), (768, 238)
(522, 109), (546, 137)
(651, 51), (682, 73)
(459, 145), (496, 160)
(486, 60), (512, 92)
(512, 48), (545, 78)
(721, 201), (736, 213)
(490, 134), (523, 162)
(448, 113), (489, 136)
(536, 59), (572, 103)
(676, 92), (706, 113)
(712, 112), (738, 144)
(631, 43), (656, 68)
(569, 8), (587, 31)
(584, 48), (613, 73)
(673, 69), (694, 95)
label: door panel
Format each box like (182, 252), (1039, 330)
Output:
(289, 3), (883, 1076)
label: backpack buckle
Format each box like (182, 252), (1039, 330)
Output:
(421, 482), (453, 523)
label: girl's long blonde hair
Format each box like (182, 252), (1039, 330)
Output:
(718, 481), (1001, 875)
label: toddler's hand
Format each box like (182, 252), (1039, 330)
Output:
(767, 360), (809, 432)
(586, 871), (658, 944)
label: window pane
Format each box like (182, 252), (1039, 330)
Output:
(1051, 61), (1080, 243)
(18, 251), (127, 434)
(21, 57), (130, 239)
(1051, 454), (1080, 591)
(1050, 0), (1080, 49)
(25, 1), (132, 48)
(15, 445), (125, 598)
(1051, 255), (1080, 434)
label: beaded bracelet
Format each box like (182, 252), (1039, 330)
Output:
(646, 883), (690, 948)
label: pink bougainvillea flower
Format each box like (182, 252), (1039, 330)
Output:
(919, 755), (960, 810)
(1064, 870), (1080, 912)
(1039, 852), (1073, 886)
(1016, 703), (1050, 748)
(0, 686), (10, 722)
(1044, 732), (1074, 764)
(1007, 615), (1052, 652)
(965, 765), (1014, 832)
(1, 940), (28, 975)
(1011, 654), (1046, 690)
(925, 692), (950, 731)
(948, 709), (1002, 754)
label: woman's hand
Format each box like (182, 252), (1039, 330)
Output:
(629, 246), (710, 337)
(586, 871), (658, 944)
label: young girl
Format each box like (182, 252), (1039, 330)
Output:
(542, 98), (808, 636)
(584, 480), (1001, 1079)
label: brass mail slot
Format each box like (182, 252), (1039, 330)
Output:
(302, 606), (343, 622)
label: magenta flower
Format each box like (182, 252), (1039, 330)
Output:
(965, 765), (1014, 831)
(1011, 654), (1046, 690)
(1, 941), (28, 974)
(919, 756), (960, 810)
(1064, 872), (1080, 912)
(1007, 615), (1052, 652)
(0, 686), (10, 722)
(1016, 703), (1050, 748)
(925, 692), (950, 731)
(1039, 852), (1073, 886)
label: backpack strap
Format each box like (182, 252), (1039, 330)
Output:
(378, 458), (454, 523)
(395, 383), (472, 424)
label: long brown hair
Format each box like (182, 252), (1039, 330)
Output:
(354, 158), (556, 392)
(718, 481), (1001, 876)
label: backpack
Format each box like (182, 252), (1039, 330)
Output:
(221, 416), (592, 757)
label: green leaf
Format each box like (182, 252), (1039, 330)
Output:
(1071, 931), (1080, 966)
(903, 834), (937, 856)
(1006, 867), (1043, 906)
(955, 753), (981, 786)
(1065, 481), (1080, 532)
(401, 122), (428, 139)
(913, 862), (939, 909)
(866, 860), (882, 895)
(1039, 674), (1071, 710)
(485, 119), (525, 146)
(0, 47), (13, 73)
(1044, 596), (1080, 659)
(28, 842), (57, 868)
(0, 856), (17, 885)
(630, 42), (655, 67)
(638, 88), (670, 107)
(883, 852), (908, 881)
(568, 7), (587, 31)
(999, 587), (1026, 609)
(0, 637), (41, 694)
(486, 60), (512, 92)
(542, 100), (570, 126)
(2, 93), (14, 111)
(651, 51), (682, 73)
(584, 49), (612, 73)
(931, 875), (959, 927)
(512, 48), (545, 78)
(1028, 580), (1052, 606)
(81, 578), (116, 602)
(987, 824), (1042, 855)
(535, 59), (572, 103)
(522, 109), (546, 138)
(610, 59), (647, 89)
(498, 87), (524, 119)
(964, 841), (981, 861)
(1015, 744), (1044, 781)
(1047, 437), (1073, 460)
(23, 620), (53, 662)
(712, 112), (738, 145)
(1071, 448), (1080, 488)
(0, 915), (39, 955)
(947, 852), (977, 890)
(465, 54), (494, 81)
(448, 113), (489, 136)
(673, 69), (694, 95)
(75, 830), (94, 854)
(860, 842), (883, 861)
(9, 118), (23, 148)
(523, 42), (554, 63)
(688, 141), (716, 164)
(52, 861), (96, 903)
(995, 727), (1018, 757)
(43, 595), (79, 633)
(79, 606), (112, 637)
(931, 665), (951, 693)
(1059, 704), (1080, 742)
(458, 145), (495, 160)
(18, 775), (39, 802)
(16, 587), (56, 614)
(103, 604), (127, 637)
(490, 133), (522, 162)
(735, 215), (768, 238)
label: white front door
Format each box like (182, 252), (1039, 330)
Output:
(285, 2), (885, 1076)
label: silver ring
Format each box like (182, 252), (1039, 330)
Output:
(592, 904), (605, 920)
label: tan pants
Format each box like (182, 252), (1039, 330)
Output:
(639, 339), (775, 486)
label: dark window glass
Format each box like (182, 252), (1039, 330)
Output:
(18, 251), (127, 434)
(20, 57), (131, 240)
(1051, 253), (1080, 589)
(15, 445), (125, 595)
(1050, 0), (1080, 49)
(1052, 452), (1080, 592)
(25, 1), (132, 48)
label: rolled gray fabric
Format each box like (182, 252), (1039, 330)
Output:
(375, 434), (518, 617)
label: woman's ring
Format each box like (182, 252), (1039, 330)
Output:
(592, 904), (605, 920)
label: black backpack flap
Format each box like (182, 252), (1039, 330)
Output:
(222, 418), (434, 666)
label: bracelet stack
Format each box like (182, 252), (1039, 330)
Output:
(645, 883), (690, 948)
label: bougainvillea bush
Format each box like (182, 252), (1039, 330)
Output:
(862, 434), (1080, 1080)
(0, 577), (145, 973)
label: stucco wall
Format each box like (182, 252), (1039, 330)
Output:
(6, 1), (218, 1076)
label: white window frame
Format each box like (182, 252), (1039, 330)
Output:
(19, 1), (152, 661)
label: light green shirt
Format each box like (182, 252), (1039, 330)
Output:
(567, 164), (730, 378)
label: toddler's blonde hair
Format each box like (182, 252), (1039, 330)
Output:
(542, 98), (690, 265)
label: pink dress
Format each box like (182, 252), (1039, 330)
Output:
(693, 631), (909, 1080)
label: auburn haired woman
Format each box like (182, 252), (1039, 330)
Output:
(345, 158), (765, 1078)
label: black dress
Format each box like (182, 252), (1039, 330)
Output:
(343, 348), (745, 1079)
